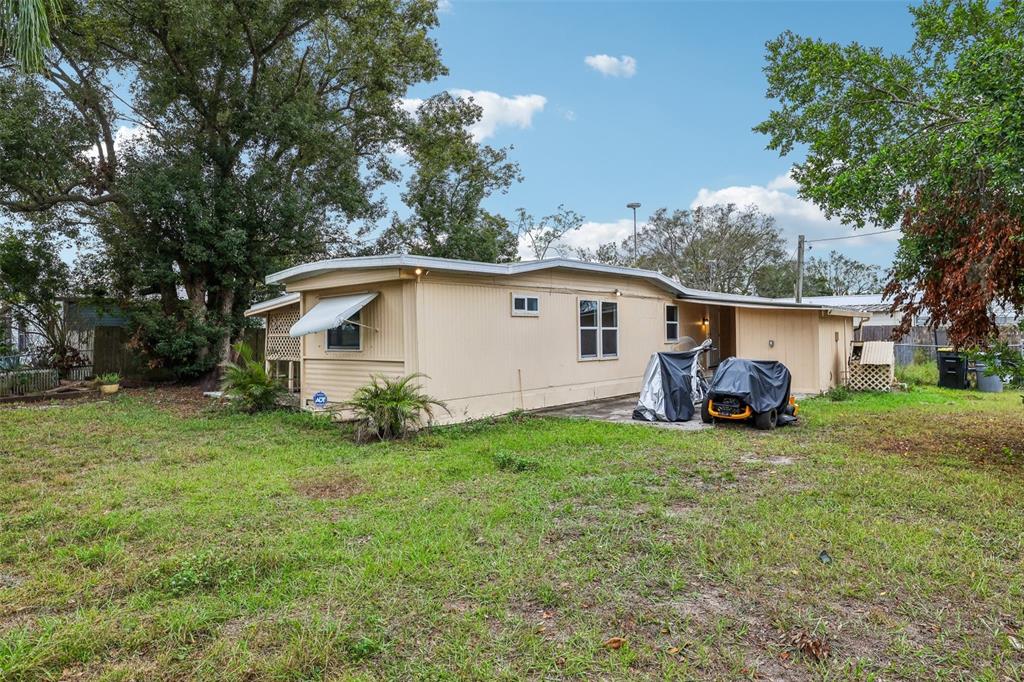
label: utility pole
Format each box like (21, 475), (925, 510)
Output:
(626, 202), (641, 263)
(795, 234), (805, 302)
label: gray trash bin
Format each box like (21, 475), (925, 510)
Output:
(975, 363), (1004, 393)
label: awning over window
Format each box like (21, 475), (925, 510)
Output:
(289, 292), (377, 337)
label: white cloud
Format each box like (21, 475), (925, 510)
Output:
(766, 170), (798, 191)
(82, 125), (151, 161)
(401, 90), (547, 143)
(437, 0), (453, 12)
(517, 219), (640, 260)
(399, 97), (422, 116)
(584, 54), (637, 78)
(451, 89), (546, 142)
(690, 170), (900, 266)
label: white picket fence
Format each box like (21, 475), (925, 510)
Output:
(0, 368), (59, 398)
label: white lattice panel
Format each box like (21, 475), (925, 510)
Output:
(268, 308), (299, 335)
(848, 361), (895, 392)
(266, 308), (301, 360)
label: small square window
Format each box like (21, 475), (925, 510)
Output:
(511, 293), (540, 317)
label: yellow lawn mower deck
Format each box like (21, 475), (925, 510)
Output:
(700, 357), (799, 430)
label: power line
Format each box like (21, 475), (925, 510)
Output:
(805, 229), (898, 244)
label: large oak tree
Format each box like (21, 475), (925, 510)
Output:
(0, 0), (504, 379)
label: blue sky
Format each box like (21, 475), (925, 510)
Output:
(406, 0), (918, 266)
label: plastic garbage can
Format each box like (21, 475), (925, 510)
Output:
(975, 363), (1004, 393)
(936, 348), (968, 389)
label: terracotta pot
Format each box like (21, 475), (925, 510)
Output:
(99, 383), (120, 395)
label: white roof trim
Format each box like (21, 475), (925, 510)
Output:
(265, 255), (839, 311)
(289, 292), (377, 337)
(243, 292), (300, 317)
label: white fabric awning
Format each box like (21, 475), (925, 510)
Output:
(289, 292), (377, 337)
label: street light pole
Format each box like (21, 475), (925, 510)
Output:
(626, 202), (641, 263)
(796, 234), (805, 303)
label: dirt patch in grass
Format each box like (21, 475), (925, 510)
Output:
(294, 473), (365, 500)
(123, 385), (214, 417)
(875, 413), (1024, 467)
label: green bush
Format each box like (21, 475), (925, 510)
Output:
(896, 361), (938, 387)
(825, 384), (852, 401)
(344, 373), (449, 441)
(96, 372), (121, 386)
(221, 341), (283, 413)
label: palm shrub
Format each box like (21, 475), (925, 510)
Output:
(220, 342), (283, 413)
(344, 373), (449, 441)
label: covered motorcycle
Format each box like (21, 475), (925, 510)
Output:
(701, 357), (797, 430)
(632, 339), (711, 422)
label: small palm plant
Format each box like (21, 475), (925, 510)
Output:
(220, 341), (283, 413)
(344, 373), (449, 441)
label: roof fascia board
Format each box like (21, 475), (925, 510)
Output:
(265, 255), (848, 313)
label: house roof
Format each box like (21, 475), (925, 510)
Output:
(775, 293), (894, 313)
(779, 293), (1022, 324)
(262, 255), (860, 314)
(243, 292), (300, 317)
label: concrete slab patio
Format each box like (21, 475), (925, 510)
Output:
(537, 394), (711, 431)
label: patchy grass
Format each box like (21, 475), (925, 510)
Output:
(895, 361), (940, 387)
(1, 386), (1023, 680)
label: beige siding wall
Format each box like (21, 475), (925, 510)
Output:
(411, 272), (686, 423)
(734, 308), (853, 393)
(734, 308), (821, 393)
(298, 280), (406, 408)
(817, 315), (853, 391)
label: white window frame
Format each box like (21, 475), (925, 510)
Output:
(578, 298), (619, 361)
(325, 310), (362, 352)
(665, 303), (680, 343)
(511, 292), (540, 317)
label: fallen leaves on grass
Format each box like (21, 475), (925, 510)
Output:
(603, 636), (626, 650)
(874, 413), (1024, 467)
(785, 630), (830, 661)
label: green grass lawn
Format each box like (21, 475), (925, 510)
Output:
(1, 387), (1023, 680)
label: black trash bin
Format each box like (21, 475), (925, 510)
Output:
(936, 348), (968, 389)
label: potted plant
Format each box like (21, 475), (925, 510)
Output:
(97, 373), (122, 395)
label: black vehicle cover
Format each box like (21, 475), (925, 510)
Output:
(632, 349), (701, 422)
(708, 357), (792, 414)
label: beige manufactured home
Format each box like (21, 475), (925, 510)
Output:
(245, 255), (859, 423)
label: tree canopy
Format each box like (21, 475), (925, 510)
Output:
(0, 0), (513, 378)
(756, 0), (1024, 346)
(578, 205), (788, 295)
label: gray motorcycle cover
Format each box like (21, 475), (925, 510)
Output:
(633, 349), (703, 422)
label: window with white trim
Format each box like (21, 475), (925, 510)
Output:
(326, 310), (361, 351)
(511, 293), (540, 316)
(665, 304), (679, 342)
(579, 299), (618, 359)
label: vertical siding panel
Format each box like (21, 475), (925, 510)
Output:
(298, 281), (405, 407)
(414, 276), (688, 422)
